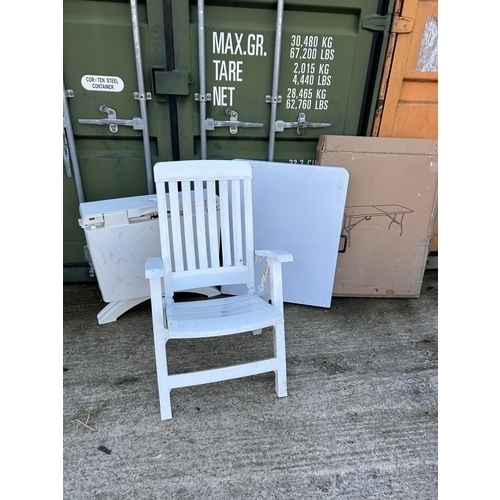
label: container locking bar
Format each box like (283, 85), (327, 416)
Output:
(205, 108), (264, 135)
(275, 112), (331, 136)
(63, 91), (73, 178)
(63, 83), (85, 203)
(78, 105), (143, 134)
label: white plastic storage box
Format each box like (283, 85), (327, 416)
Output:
(79, 192), (219, 324)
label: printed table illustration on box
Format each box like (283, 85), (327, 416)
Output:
(343, 204), (414, 248)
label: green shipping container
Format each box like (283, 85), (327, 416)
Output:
(63, 0), (395, 281)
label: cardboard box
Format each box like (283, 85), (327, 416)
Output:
(316, 135), (438, 298)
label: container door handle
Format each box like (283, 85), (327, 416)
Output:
(204, 108), (264, 135)
(274, 112), (331, 136)
(78, 105), (144, 133)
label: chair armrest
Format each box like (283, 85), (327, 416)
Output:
(145, 257), (164, 279)
(254, 250), (292, 312)
(254, 249), (293, 263)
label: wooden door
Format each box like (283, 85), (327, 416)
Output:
(374, 0), (438, 138)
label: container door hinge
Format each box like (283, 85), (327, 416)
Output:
(362, 14), (414, 34)
(205, 108), (264, 135)
(275, 112), (331, 136)
(78, 105), (144, 134)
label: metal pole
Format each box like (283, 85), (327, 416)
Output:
(63, 83), (85, 204)
(268, 0), (285, 161)
(130, 0), (154, 194)
(197, 0), (208, 159)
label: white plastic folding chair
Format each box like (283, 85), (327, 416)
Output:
(145, 159), (293, 420)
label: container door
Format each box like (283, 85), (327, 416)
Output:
(63, 0), (174, 280)
(171, 0), (394, 164)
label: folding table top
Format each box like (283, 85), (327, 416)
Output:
(233, 160), (349, 308)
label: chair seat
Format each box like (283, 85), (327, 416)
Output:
(167, 294), (283, 338)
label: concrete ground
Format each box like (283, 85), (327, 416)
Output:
(63, 270), (438, 499)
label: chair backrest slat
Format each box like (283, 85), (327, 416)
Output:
(219, 179), (232, 267)
(231, 179), (243, 267)
(180, 181), (196, 270)
(243, 178), (255, 288)
(167, 181), (185, 272)
(206, 180), (220, 268)
(194, 181), (208, 269)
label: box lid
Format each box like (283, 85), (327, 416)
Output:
(317, 135), (438, 156)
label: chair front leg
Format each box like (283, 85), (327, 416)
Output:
(146, 257), (172, 419)
(273, 320), (287, 397)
